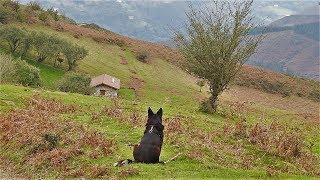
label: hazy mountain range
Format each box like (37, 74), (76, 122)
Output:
(20, 0), (318, 42)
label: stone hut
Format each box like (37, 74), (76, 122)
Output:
(90, 74), (121, 97)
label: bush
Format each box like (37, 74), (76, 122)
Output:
(0, 26), (27, 54)
(136, 51), (149, 63)
(62, 42), (88, 71)
(258, 80), (291, 97)
(26, 1), (41, 11)
(2, 0), (20, 12)
(13, 60), (41, 87)
(0, 54), (15, 83)
(38, 12), (48, 23)
(0, 5), (12, 23)
(0, 5), (16, 24)
(47, 7), (59, 21)
(58, 73), (92, 95)
(30, 31), (64, 63)
(308, 89), (320, 102)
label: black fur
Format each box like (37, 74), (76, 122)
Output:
(114, 107), (164, 167)
(133, 107), (164, 163)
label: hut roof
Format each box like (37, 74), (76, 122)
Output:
(90, 74), (121, 90)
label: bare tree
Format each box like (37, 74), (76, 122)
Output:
(174, 0), (264, 111)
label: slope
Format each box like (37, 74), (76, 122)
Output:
(248, 15), (320, 80)
(0, 24), (320, 178)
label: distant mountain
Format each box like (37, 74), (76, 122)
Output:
(20, 0), (317, 42)
(248, 13), (319, 80)
(269, 15), (320, 27)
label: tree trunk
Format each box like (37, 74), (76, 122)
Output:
(209, 94), (218, 112)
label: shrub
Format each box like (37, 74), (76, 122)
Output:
(47, 7), (59, 21)
(2, 0), (20, 12)
(0, 26), (27, 53)
(13, 60), (41, 87)
(26, 1), (41, 11)
(196, 79), (205, 92)
(111, 38), (126, 47)
(38, 12), (48, 23)
(0, 5), (11, 23)
(259, 80), (291, 97)
(0, 54), (15, 83)
(62, 42), (88, 71)
(30, 31), (63, 63)
(58, 73), (92, 95)
(136, 51), (149, 63)
(308, 89), (320, 102)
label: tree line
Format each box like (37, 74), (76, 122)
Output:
(0, 26), (88, 71)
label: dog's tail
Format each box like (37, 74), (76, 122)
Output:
(113, 159), (134, 167)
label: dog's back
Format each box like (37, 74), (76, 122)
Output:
(133, 108), (164, 163)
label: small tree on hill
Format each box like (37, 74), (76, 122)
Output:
(0, 26), (26, 53)
(20, 33), (32, 58)
(58, 72), (92, 95)
(30, 32), (62, 63)
(63, 43), (88, 71)
(174, 0), (264, 111)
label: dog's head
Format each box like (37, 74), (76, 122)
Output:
(145, 107), (164, 137)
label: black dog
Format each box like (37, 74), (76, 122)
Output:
(114, 107), (164, 166)
(133, 107), (164, 163)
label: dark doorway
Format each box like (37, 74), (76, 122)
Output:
(100, 89), (106, 96)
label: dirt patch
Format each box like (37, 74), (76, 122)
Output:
(0, 96), (114, 178)
(128, 76), (144, 92)
(120, 58), (128, 65)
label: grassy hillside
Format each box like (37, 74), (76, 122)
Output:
(1, 84), (319, 179)
(0, 2), (319, 177)
(1, 23), (320, 178)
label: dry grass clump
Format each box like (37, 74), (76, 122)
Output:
(235, 65), (320, 101)
(0, 96), (114, 178)
(165, 116), (184, 135)
(99, 100), (145, 127)
(163, 114), (319, 176)
(248, 122), (301, 158)
(119, 167), (139, 177)
(222, 120), (320, 175)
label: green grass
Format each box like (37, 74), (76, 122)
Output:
(1, 84), (318, 179)
(0, 23), (319, 178)
(27, 59), (64, 89)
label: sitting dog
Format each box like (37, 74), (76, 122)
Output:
(114, 107), (164, 166)
(133, 107), (164, 163)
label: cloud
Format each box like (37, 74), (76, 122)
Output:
(262, 5), (294, 16)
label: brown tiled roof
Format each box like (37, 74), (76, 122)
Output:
(90, 74), (121, 90)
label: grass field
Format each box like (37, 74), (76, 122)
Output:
(0, 84), (319, 179)
(0, 23), (319, 179)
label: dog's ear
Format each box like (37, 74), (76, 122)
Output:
(156, 108), (163, 118)
(148, 107), (154, 118)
